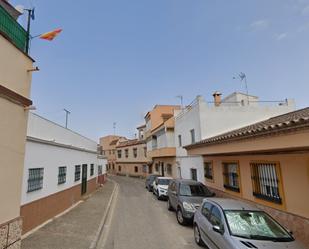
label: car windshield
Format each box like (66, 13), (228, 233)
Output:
(179, 183), (211, 197)
(158, 179), (170, 185)
(225, 210), (293, 241)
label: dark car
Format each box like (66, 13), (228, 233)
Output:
(167, 179), (215, 225)
(145, 174), (160, 192)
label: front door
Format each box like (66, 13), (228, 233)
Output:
(191, 168), (197, 181)
(81, 164), (87, 195)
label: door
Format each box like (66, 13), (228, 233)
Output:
(81, 164), (88, 195)
(148, 165), (153, 174)
(161, 162), (164, 176)
(191, 168), (197, 181)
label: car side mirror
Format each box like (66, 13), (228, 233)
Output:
(213, 225), (224, 235)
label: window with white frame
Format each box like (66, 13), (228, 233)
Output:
(58, 166), (67, 185)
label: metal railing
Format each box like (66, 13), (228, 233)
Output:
(0, 4), (28, 53)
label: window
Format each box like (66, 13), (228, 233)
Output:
(142, 165), (147, 173)
(201, 202), (212, 218)
(113, 149), (115, 154)
(167, 164), (172, 175)
(117, 150), (122, 158)
(251, 162), (282, 204)
(112, 164), (115, 170)
(133, 148), (137, 158)
(204, 162), (213, 180)
(109, 150), (111, 155)
(178, 135), (182, 147)
(58, 166), (67, 184)
(209, 206), (223, 228)
(118, 165), (121, 171)
(98, 165), (102, 175)
(190, 129), (195, 143)
(144, 147), (147, 157)
(90, 164), (94, 176)
(152, 135), (158, 149)
(27, 168), (44, 192)
(223, 162), (240, 192)
(191, 168), (197, 181)
(75, 165), (81, 181)
(135, 166), (138, 172)
(125, 149), (129, 158)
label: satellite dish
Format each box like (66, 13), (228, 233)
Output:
(15, 5), (25, 14)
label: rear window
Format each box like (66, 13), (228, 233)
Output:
(179, 183), (212, 197)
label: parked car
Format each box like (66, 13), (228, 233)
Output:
(167, 179), (215, 225)
(145, 174), (160, 192)
(193, 198), (306, 249)
(153, 177), (173, 199)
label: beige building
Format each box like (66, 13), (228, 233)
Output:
(185, 108), (309, 247)
(115, 138), (149, 178)
(145, 105), (181, 177)
(99, 135), (126, 174)
(0, 1), (34, 248)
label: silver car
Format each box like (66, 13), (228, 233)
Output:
(193, 198), (306, 249)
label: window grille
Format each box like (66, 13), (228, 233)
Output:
(75, 165), (81, 181)
(58, 166), (67, 184)
(204, 162), (213, 180)
(223, 163), (240, 192)
(251, 162), (282, 204)
(90, 164), (94, 176)
(27, 168), (44, 192)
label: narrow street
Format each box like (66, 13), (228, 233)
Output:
(99, 176), (200, 249)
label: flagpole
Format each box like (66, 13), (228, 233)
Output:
(25, 8), (34, 53)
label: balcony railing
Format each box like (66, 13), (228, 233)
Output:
(0, 4), (28, 53)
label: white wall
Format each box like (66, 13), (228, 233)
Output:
(27, 113), (97, 151)
(176, 156), (204, 182)
(22, 113), (100, 205)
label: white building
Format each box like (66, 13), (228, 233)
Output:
(175, 92), (295, 182)
(21, 113), (107, 234)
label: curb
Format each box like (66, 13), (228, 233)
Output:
(89, 178), (119, 249)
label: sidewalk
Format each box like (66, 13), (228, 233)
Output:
(21, 180), (115, 249)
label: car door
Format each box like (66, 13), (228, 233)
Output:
(207, 205), (230, 249)
(198, 202), (213, 247)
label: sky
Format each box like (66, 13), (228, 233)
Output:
(11, 0), (309, 141)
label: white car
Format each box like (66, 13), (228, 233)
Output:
(153, 177), (172, 200)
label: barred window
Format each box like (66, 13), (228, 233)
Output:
(251, 162), (282, 204)
(204, 162), (213, 180)
(142, 165), (147, 173)
(27, 168), (44, 192)
(75, 165), (81, 181)
(223, 162), (240, 192)
(125, 149), (129, 158)
(90, 164), (94, 176)
(58, 166), (67, 184)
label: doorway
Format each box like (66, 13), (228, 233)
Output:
(161, 162), (164, 176)
(191, 168), (197, 181)
(81, 164), (87, 195)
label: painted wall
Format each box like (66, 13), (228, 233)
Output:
(0, 35), (33, 226)
(176, 156), (204, 182)
(116, 142), (147, 163)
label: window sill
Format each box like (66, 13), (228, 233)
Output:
(223, 185), (240, 193)
(253, 192), (282, 204)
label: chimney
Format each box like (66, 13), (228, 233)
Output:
(213, 91), (222, 107)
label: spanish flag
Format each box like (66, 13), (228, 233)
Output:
(40, 28), (62, 41)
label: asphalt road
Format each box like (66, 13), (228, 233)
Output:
(99, 175), (200, 249)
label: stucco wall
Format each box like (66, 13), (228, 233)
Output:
(0, 34), (33, 226)
(176, 156), (204, 182)
(0, 35), (33, 98)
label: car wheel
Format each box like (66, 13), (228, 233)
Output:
(167, 199), (173, 211)
(148, 187), (152, 192)
(194, 224), (205, 247)
(176, 208), (186, 225)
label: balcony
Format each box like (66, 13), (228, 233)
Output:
(147, 147), (176, 158)
(0, 4), (28, 53)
